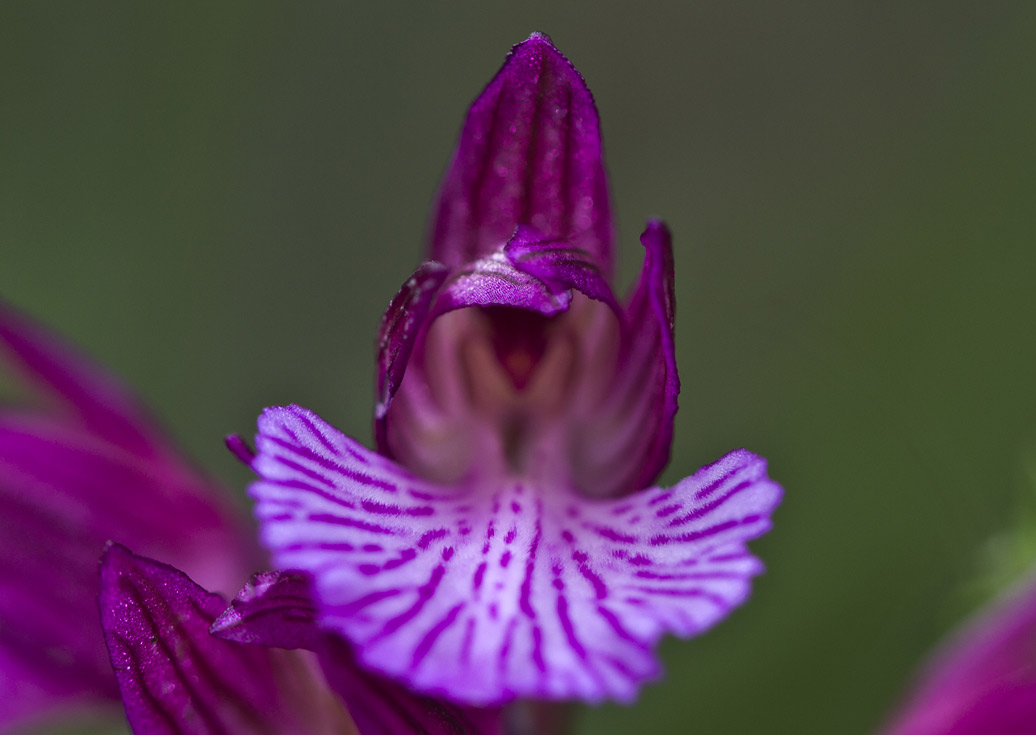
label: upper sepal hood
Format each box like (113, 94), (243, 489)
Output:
(430, 33), (614, 276)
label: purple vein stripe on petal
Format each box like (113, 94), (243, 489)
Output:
(248, 405), (782, 705)
(430, 33), (614, 275)
(99, 544), (356, 735)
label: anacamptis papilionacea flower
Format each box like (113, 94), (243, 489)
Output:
(230, 32), (784, 707)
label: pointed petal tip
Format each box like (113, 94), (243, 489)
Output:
(513, 31), (558, 55)
(642, 219), (671, 237)
(99, 539), (131, 569)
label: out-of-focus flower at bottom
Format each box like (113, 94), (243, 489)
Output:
(884, 568), (1036, 735)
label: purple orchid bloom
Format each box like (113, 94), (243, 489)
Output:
(236, 33), (784, 706)
(884, 569), (1036, 735)
(0, 301), (256, 732)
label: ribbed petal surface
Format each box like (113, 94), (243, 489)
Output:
(430, 33), (613, 275)
(99, 544), (356, 735)
(248, 405), (781, 704)
(885, 569), (1036, 735)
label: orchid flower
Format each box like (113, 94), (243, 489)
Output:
(884, 568), (1036, 734)
(234, 32), (784, 707)
(0, 302), (255, 733)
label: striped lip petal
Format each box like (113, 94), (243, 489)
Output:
(248, 404), (783, 705)
(99, 544), (357, 735)
(430, 33), (614, 275)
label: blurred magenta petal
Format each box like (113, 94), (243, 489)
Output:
(430, 33), (614, 276)
(886, 570), (1036, 735)
(99, 544), (356, 735)
(0, 302), (256, 732)
(247, 405), (781, 704)
(0, 300), (158, 457)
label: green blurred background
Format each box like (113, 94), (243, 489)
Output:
(2, 3), (1035, 733)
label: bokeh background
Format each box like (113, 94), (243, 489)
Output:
(2, 3), (1035, 733)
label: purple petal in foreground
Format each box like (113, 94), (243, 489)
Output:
(99, 544), (356, 735)
(212, 571), (503, 735)
(885, 569), (1036, 735)
(248, 405), (781, 704)
(430, 33), (614, 275)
